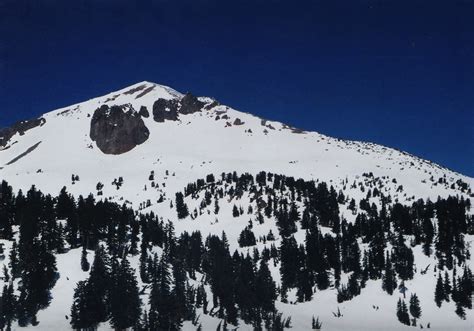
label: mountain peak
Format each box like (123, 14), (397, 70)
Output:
(0, 81), (472, 205)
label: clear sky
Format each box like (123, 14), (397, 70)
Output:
(1, 1), (473, 176)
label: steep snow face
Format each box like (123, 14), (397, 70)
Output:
(0, 81), (472, 206)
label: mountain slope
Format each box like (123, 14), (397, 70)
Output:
(0, 81), (472, 331)
(1, 81), (472, 203)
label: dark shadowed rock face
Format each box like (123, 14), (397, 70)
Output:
(152, 93), (206, 123)
(0, 117), (46, 148)
(204, 100), (220, 110)
(152, 99), (179, 122)
(138, 106), (150, 118)
(90, 105), (150, 155)
(179, 93), (205, 115)
(233, 118), (245, 126)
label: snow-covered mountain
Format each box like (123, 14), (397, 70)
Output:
(1, 81), (471, 202)
(0, 81), (472, 330)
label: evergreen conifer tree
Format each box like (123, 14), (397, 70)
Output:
(455, 300), (466, 319)
(80, 247), (90, 272)
(296, 246), (313, 302)
(108, 257), (141, 330)
(8, 241), (20, 279)
(279, 236), (299, 291)
(232, 205), (240, 217)
(409, 293), (421, 319)
(1, 283), (16, 329)
(176, 192), (189, 219)
(70, 281), (90, 330)
(17, 240), (57, 326)
(149, 253), (179, 330)
(443, 271), (451, 301)
(434, 273), (444, 307)
(396, 298), (410, 325)
(86, 245), (110, 325)
(382, 251), (397, 295)
(255, 259), (277, 315)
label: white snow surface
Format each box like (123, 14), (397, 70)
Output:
(0, 81), (473, 330)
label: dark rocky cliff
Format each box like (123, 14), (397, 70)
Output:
(0, 117), (46, 148)
(152, 92), (205, 122)
(90, 105), (149, 155)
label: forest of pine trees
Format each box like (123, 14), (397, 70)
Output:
(0, 170), (472, 329)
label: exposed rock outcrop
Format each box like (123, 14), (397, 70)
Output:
(152, 99), (179, 122)
(90, 105), (149, 155)
(233, 118), (245, 126)
(204, 100), (220, 110)
(0, 117), (46, 148)
(179, 93), (205, 115)
(139, 106), (150, 118)
(152, 93), (205, 123)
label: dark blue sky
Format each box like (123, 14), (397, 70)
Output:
(1, 1), (473, 176)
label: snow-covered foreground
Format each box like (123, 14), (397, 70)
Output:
(0, 81), (473, 330)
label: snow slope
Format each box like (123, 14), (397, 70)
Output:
(0, 81), (473, 330)
(1, 81), (472, 204)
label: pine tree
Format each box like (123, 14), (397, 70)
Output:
(255, 259), (277, 314)
(296, 245), (313, 302)
(347, 273), (361, 298)
(1, 283), (16, 329)
(8, 241), (19, 279)
(382, 251), (397, 295)
(17, 239), (57, 326)
(196, 284), (208, 314)
(233, 253), (257, 324)
(280, 236), (299, 291)
(0, 300), (5, 330)
(312, 316), (322, 329)
(56, 186), (75, 219)
(276, 204), (297, 237)
(109, 257), (142, 330)
(71, 246), (111, 330)
(130, 219), (140, 256)
(443, 271), (451, 301)
(238, 227), (257, 247)
(0, 180), (15, 239)
(459, 266), (472, 309)
(451, 265), (473, 316)
(396, 298), (410, 325)
(434, 273), (444, 307)
(86, 245), (110, 325)
(171, 258), (188, 324)
(2, 266), (8, 284)
(455, 300), (466, 319)
(70, 281), (89, 330)
(232, 205), (240, 217)
(409, 293), (421, 319)
(139, 241), (150, 283)
(392, 237), (414, 280)
(149, 253), (180, 330)
(176, 192), (189, 219)
(80, 247), (90, 272)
